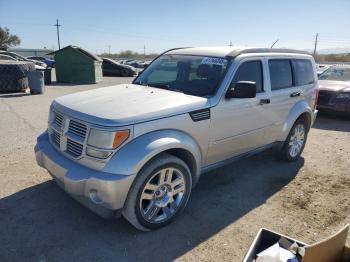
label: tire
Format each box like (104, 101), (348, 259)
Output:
(122, 153), (192, 231)
(279, 118), (308, 161)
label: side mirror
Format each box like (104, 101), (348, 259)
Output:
(225, 81), (257, 99)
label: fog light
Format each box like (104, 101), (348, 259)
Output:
(89, 189), (102, 204)
(86, 148), (112, 159)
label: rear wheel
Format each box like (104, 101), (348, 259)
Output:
(279, 118), (307, 161)
(122, 153), (192, 231)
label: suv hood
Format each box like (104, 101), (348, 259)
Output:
(53, 84), (209, 126)
(318, 80), (350, 92)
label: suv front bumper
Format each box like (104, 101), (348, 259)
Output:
(34, 131), (135, 218)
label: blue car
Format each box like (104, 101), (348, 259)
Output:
(27, 56), (55, 68)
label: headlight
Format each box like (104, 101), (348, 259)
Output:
(87, 129), (129, 149)
(335, 93), (350, 99)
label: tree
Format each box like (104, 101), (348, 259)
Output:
(0, 27), (21, 49)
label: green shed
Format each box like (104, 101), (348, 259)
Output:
(48, 45), (102, 84)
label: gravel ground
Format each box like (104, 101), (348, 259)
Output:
(0, 77), (349, 262)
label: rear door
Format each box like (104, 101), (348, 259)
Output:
(266, 59), (302, 133)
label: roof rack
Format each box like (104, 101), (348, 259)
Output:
(226, 48), (310, 58)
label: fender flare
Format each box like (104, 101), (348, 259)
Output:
(279, 100), (313, 141)
(102, 129), (202, 184)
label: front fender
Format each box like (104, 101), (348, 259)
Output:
(102, 130), (202, 181)
(279, 100), (313, 141)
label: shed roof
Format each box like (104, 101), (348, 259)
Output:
(47, 45), (102, 61)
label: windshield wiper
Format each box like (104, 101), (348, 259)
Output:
(148, 83), (183, 93)
(134, 81), (148, 86)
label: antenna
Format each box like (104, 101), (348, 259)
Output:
(270, 39), (279, 48)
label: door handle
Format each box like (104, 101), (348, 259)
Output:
(259, 99), (270, 105)
(290, 91), (301, 97)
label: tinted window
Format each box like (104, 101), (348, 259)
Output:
(269, 60), (293, 90)
(293, 59), (314, 85)
(232, 61), (263, 92)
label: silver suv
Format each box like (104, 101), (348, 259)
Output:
(35, 47), (318, 230)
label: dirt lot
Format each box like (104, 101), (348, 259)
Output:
(0, 77), (349, 262)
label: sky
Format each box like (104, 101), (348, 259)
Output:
(1, 0), (350, 54)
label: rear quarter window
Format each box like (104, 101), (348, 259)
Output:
(269, 59), (293, 90)
(292, 59), (314, 86)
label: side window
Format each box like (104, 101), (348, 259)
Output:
(292, 59), (314, 86)
(269, 59), (293, 90)
(232, 61), (263, 92)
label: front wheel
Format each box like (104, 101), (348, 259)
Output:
(122, 153), (192, 231)
(279, 118), (308, 161)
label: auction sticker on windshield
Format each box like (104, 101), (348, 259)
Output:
(201, 57), (227, 66)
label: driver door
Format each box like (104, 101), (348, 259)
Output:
(206, 58), (275, 165)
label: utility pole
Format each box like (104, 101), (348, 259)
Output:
(270, 39), (279, 48)
(54, 19), (61, 49)
(313, 33), (318, 56)
(229, 41), (232, 46)
(143, 45), (146, 58)
(108, 45), (111, 56)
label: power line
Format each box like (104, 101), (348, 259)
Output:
(54, 19), (61, 49)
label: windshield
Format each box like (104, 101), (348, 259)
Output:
(319, 67), (350, 81)
(133, 54), (229, 97)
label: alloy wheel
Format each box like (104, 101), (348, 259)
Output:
(288, 123), (305, 157)
(139, 167), (186, 223)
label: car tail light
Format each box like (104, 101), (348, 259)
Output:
(314, 87), (319, 111)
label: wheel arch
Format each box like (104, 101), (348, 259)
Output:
(103, 130), (202, 187)
(279, 100), (313, 141)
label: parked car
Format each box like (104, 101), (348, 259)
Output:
(27, 56), (55, 68)
(126, 60), (146, 68)
(316, 64), (330, 76)
(102, 58), (136, 77)
(317, 65), (350, 116)
(35, 47), (318, 230)
(0, 51), (46, 69)
(0, 54), (16, 61)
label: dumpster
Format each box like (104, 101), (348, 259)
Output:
(44, 68), (52, 85)
(29, 70), (45, 94)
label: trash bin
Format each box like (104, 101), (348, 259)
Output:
(44, 68), (52, 85)
(29, 71), (45, 94)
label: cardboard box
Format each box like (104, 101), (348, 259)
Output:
(243, 224), (349, 262)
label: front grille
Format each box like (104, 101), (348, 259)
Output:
(66, 139), (83, 157)
(68, 120), (87, 138)
(318, 90), (334, 105)
(54, 112), (63, 128)
(52, 130), (61, 147)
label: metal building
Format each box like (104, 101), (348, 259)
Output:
(48, 45), (102, 84)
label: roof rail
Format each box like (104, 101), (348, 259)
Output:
(226, 48), (310, 58)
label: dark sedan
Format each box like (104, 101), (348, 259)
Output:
(27, 56), (55, 68)
(317, 65), (350, 116)
(102, 58), (136, 77)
